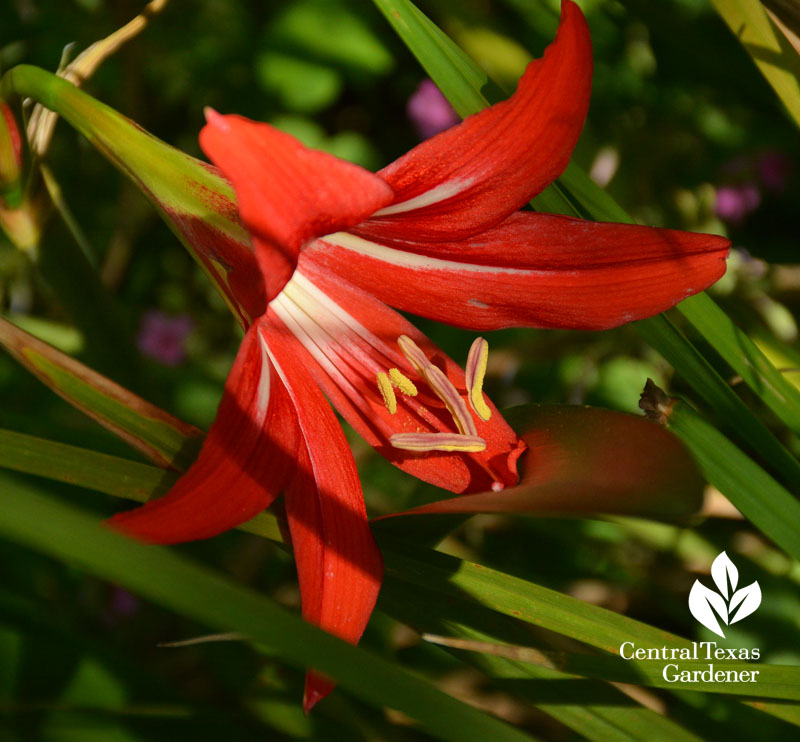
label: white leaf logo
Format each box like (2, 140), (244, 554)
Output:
(688, 552), (761, 637)
(729, 582), (761, 624)
(711, 550), (738, 598)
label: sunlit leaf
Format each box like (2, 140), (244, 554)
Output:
(643, 382), (800, 562)
(711, 0), (800, 128)
(423, 634), (800, 701)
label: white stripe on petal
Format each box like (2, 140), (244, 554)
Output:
(254, 331), (272, 427)
(323, 232), (528, 276)
(372, 179), (475, 216)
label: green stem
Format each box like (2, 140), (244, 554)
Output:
(2, 66), (140, 386)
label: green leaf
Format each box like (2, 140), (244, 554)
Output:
(256, 52), (342, 113)
(645, 388), (800, 563)
(0, 427), (283, 544)
(0, 473), (538, 742)
(424, 635), (800, 702)
(711, 0), (800, 129)
(382, 405), (704, 523)
(0, 428), (178, 502)
(3, 431), (797, 727)
(635, 314), (800, 492)
(0, 317), (201, 468)
(1, 65), (257, 328)
(381, 541), (800, 728)
(381, 584), (706, 742)
(675, 294), (800, 441)
(268, 1), (394, 74)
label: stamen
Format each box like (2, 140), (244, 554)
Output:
(376, 371), (397, 414)
(397, 335), (478, 437)
(389, 368), (418, 396)
(465, 337), (492, 421)
(390, 433), (487, 453)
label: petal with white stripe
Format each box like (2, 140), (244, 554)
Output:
(263, 312), (383, 713)
(360, 0), (592, 242)
(308, 211), (730, 331)
(108, 320), (299, 543)
(272, 262), (525, 494)
(199, 111), (394, 302)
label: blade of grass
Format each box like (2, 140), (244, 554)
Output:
(0, 472), (540, 742)
(0, 427), (282, 543)
(381, 539), (800, 728)
(381, 580), (706, 742)
(3, 432), (798, 727)
(711, 0), (800, 128)
(0, 316), (202, 468)
(423, 635), (800, 702)
(642, 387), (800, 562)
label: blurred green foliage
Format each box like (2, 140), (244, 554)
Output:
(1, 0), (799, 740)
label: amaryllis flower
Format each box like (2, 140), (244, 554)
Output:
(108, 0), (728, 711)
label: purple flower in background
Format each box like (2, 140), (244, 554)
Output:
(137, 310), (193, 366)
(407, 79), (460, 139)
(109, 587), (139, 618)
(715, 184), (761, 225)
(757, 150), (791, 192)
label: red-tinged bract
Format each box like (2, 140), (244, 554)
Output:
(109, 0), (729, 711)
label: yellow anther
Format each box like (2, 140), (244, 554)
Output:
(390, 432), (487, 453)
(397, 334), (477, 436)
(466, 337), (492, 421)
(389, 368), (418, 396)
(376, 371), (397, 414)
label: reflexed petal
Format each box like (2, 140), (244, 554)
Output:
(361, 0), (592, 242)
(200, 111), (394, 302)
(270, 261), (525, 493)
(309, 212), (730, 331)
(108, 320), (299, 543)
(264, 314), (383, 713)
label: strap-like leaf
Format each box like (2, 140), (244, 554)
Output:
(0, 317), (201, 468)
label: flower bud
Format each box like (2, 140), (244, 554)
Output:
(0, 102), (23, 208)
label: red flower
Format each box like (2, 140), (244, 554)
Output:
(109, 1), (728, 711)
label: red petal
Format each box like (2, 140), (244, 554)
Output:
(264, 313), (383, 712)
(167, 209), (265, 327)
(199, 111), (394, 302)
(271, 262), (524, 493)
(361, 0), (591, 242)
(108, 320), (299, 543)
(379, 405), (705, 523)
(308, 212), (730, 331)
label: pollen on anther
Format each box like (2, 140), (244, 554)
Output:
(397, 335), (477, 437)
(466, 337), (492, 421)
(376, 371), (397, 414)
(390, 432), (487, 453)
(389, 368), (418, 396)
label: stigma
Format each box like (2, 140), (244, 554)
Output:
(376, 335), (493, 454)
